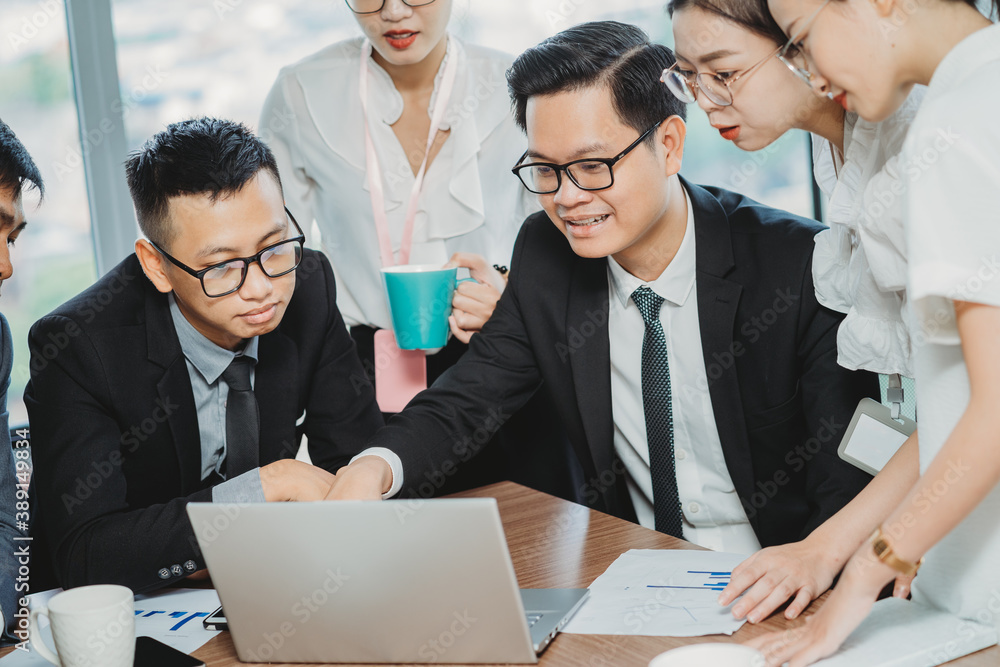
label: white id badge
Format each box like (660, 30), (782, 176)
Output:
(838, 398), (916, 475)
(373, 329), (428, 413)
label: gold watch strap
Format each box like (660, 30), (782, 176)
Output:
(870, 527), (924, 577)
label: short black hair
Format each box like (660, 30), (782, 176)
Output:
(0, 117), (44, 200)
(507, 21), (686, 147)
(125, 117), (282, 248)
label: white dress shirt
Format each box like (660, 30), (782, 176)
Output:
(607, 188), (760, 554)
(261, 35), (538, 330)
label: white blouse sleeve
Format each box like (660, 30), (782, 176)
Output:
(260, 69), (316, 233)
(907, 102), (1000, 346)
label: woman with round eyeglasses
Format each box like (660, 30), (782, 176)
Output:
(260, 0), (572, 497)
(740, 0), (1000, 663)
(667, 0), (923, 387)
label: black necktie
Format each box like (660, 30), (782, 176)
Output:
(631, 286), (684, 538)
(221, 356), (259, 478)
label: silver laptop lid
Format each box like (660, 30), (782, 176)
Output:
(187, 499), (537, 664)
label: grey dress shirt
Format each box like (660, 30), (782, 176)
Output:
(168, 295), (266, 503)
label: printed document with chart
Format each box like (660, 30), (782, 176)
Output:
(563, 549), (748, 637)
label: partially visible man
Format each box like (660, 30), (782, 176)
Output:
(329, 22), (877, 554)
(26, 118), (384, 594)
(0, 118), (42, 645)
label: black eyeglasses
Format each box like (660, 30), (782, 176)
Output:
(511, 121), (663, 195)
(345, 0), (436, 14)
(152, 208), (305, 298)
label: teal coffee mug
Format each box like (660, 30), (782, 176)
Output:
(382, 265), (469, 350)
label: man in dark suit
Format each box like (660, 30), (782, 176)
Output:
(26, 118), (384, 594)
(330, 22), (877, 553)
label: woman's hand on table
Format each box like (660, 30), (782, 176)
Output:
(746, 544), (896, 666)
(720, 535), (844, 624)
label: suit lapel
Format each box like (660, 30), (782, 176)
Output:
(255, 328), (299, 462)
(567, 256), (615, 478)
(686, 180), (757, 523)
(144, 289), (202, 494)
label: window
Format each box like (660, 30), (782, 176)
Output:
(110, 0), (814, 217)
(1, 0), (97, 425)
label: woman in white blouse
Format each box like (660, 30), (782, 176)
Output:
(745, 0), (1000, 663)
(668, 0), (922, 382)
(261, 0), (572, 496)
(262, 0), (533, 340)
(667, 0), (924, 626)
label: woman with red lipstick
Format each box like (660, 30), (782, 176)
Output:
(736, 0), (1000, 663)
(668, 0), (922, 389)
(260, 0), (571, 496)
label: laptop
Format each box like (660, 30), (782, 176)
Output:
(186, 499), (588, 664)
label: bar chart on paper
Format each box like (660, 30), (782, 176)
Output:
(563, 550), (750, 637)
(647, 570), (732, 592)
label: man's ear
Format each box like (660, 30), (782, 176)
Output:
(661, 115), (687, 178)
(135, 239), (173, 294)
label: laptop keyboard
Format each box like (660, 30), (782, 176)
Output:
(525, 613), (543, 628)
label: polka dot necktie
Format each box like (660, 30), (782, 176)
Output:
(631, 286), (684, 539)
(221, 355), (259, 478)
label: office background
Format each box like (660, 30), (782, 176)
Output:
(0, 0), (818, 425)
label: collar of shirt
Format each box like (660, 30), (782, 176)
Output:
(607, 186), (696, 310)
(367, 35), (456, 131)
(929, 22), (1000, 97)
(167, 293), (259, 385)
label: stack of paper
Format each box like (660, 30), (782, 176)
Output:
(563, 549), (748, 637)
(816, 597), (997, 666)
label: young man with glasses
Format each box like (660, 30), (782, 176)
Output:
(25, 118), (383, 594)
(330, 22), (878, 556)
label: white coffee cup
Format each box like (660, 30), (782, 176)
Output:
(649, 643), (766, 667)
(29, 585), (136, 667)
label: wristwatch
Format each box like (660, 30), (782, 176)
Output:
(870, 527), (924, 577)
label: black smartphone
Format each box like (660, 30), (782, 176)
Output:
(202, 605), (228, 631)
(133, 636), (205, 667)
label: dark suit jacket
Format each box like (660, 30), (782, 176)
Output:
(373, 179), (877, 548)
(25, 249), (383, 593)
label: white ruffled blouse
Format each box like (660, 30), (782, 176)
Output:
(811, 87), (925, 377)
(261, 36), (537, 330)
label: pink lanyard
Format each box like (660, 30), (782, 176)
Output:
(359, 38), (459, 268)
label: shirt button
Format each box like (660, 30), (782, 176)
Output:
(171, 564), (184, 577)
(184, 560), (197, 572)
(675, 449), (687, 461)
(688, 502), (701, 515)
(158, 568), (171, 580)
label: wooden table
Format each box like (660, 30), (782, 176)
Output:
(5, 482), (997, 665)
